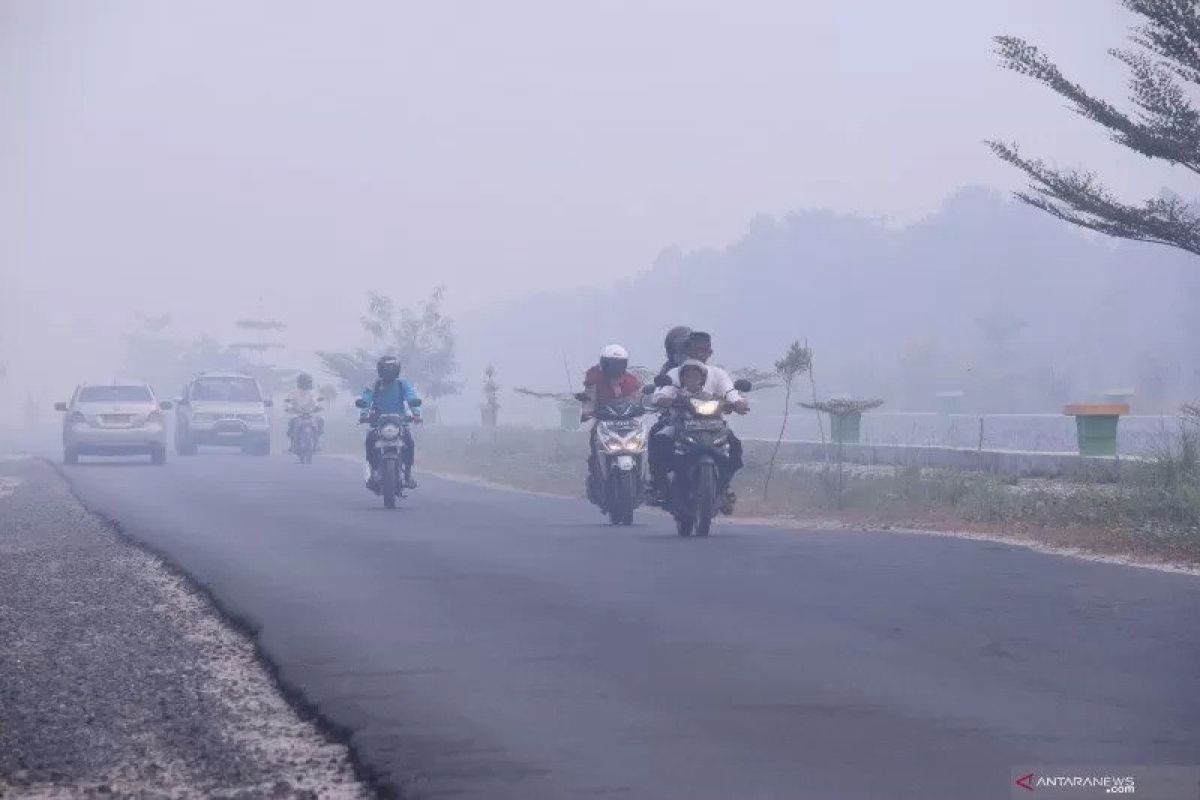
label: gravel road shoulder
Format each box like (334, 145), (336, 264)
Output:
(0, 457), (374, 799)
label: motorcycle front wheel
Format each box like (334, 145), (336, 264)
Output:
(694, 463), (717, 537)
(609, 470), (636, 526)
(382, 459), (399, 509)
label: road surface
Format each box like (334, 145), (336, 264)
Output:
(58, 452), (1200, 799)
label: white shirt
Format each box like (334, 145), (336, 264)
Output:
(284, 388), (323, 415)
(652, 363), (742, 404)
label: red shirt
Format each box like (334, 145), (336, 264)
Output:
(583, 366), (642, 404)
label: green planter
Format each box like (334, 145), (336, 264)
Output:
(1065, 404), (1128, 457)
(1075, 415), (1119, 456)
(830, 412), (862, 444)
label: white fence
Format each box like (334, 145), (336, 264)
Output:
(729, 412), (1182, 456)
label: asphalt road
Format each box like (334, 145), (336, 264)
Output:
(58, 452), (1200, 800)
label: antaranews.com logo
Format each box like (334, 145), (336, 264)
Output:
(1011, 766), (1200, 799)
(1015, 772), (1135, 793)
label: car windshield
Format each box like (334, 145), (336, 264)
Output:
(192, 378), (261, 402)
(78, 386), (153, 403)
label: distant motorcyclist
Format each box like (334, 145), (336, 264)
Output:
(285, 373), (324, 453)
(581, 344), (643, 500)
(360, 355), (422, 490)
(648, 331), (747, 508)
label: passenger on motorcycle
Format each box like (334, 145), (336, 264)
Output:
(581, 344), (643, 499)
(361, 355), (422, 490)
(285, 373), (325, 452)
(648, 332), (748, 508)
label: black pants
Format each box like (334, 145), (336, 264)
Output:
(365, 427), (415, 472)
(650, 427), (743, 492)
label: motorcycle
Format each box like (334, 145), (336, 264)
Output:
(290, 411), (321, 465)
(576, 393), (649, 526)
(656, 376), (752, 537)
(356, 398), (421, 509)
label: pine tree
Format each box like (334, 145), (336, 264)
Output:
(989, 0), (1200, 255)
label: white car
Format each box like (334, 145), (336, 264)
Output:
(57, 383), (171, 465)
(174, 372), (273, 456)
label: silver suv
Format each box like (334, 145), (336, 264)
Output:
(57, 383), (171, 465)
(175, 372), (273, 455)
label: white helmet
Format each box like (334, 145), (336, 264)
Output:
(599, 344), (629, 378)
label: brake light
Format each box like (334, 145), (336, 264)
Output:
(146, 411), (165, 425)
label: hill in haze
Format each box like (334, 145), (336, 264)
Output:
(446, 187), (1200, 424)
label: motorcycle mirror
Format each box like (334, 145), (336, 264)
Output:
(158, 401), (174, 411)
(573, 392), (589, 402)
(733, 379), (753, 393)
(354, 398), (368, 409)
(653, 374), (673, 388)
(54, 402), (67, 412)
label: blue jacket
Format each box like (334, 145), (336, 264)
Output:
(361, 379), (421, 416)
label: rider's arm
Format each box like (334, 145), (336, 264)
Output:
(580, 367), (600, 419)
(359, 387), (374, 422)
(401, 381), (422, 419)
(710, 366), (749, 413)
(652, 384), (679, 407)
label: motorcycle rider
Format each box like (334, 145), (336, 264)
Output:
(648, 331), (748, 509)
(658, 325), (693, 378)
(644, 325), (692, 503)
(581, 344), (643, 502)
(360, 355), (422, 490)
(284, 373), (324, 453)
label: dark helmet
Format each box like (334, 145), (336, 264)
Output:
(296, 372), (313, 390)
(376, 355), (401, 383)
(664, 325), (692, 361)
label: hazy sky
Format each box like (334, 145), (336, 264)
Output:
(0, 0), (1181, 393)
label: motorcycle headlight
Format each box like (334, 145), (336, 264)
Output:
(689, 399), (721, 416)
(380, 423), (402, 439)
(598, 426), (645, 453)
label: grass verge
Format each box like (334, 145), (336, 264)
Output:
(329, 422), (1200, 565)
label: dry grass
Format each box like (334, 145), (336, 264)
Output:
(330, 423), (1200, 565)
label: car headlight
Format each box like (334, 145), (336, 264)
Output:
(689, 399), (721, 416)
(380, 423), (402, 439)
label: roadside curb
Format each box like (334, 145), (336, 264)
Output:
(45, 457), (400, 799)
